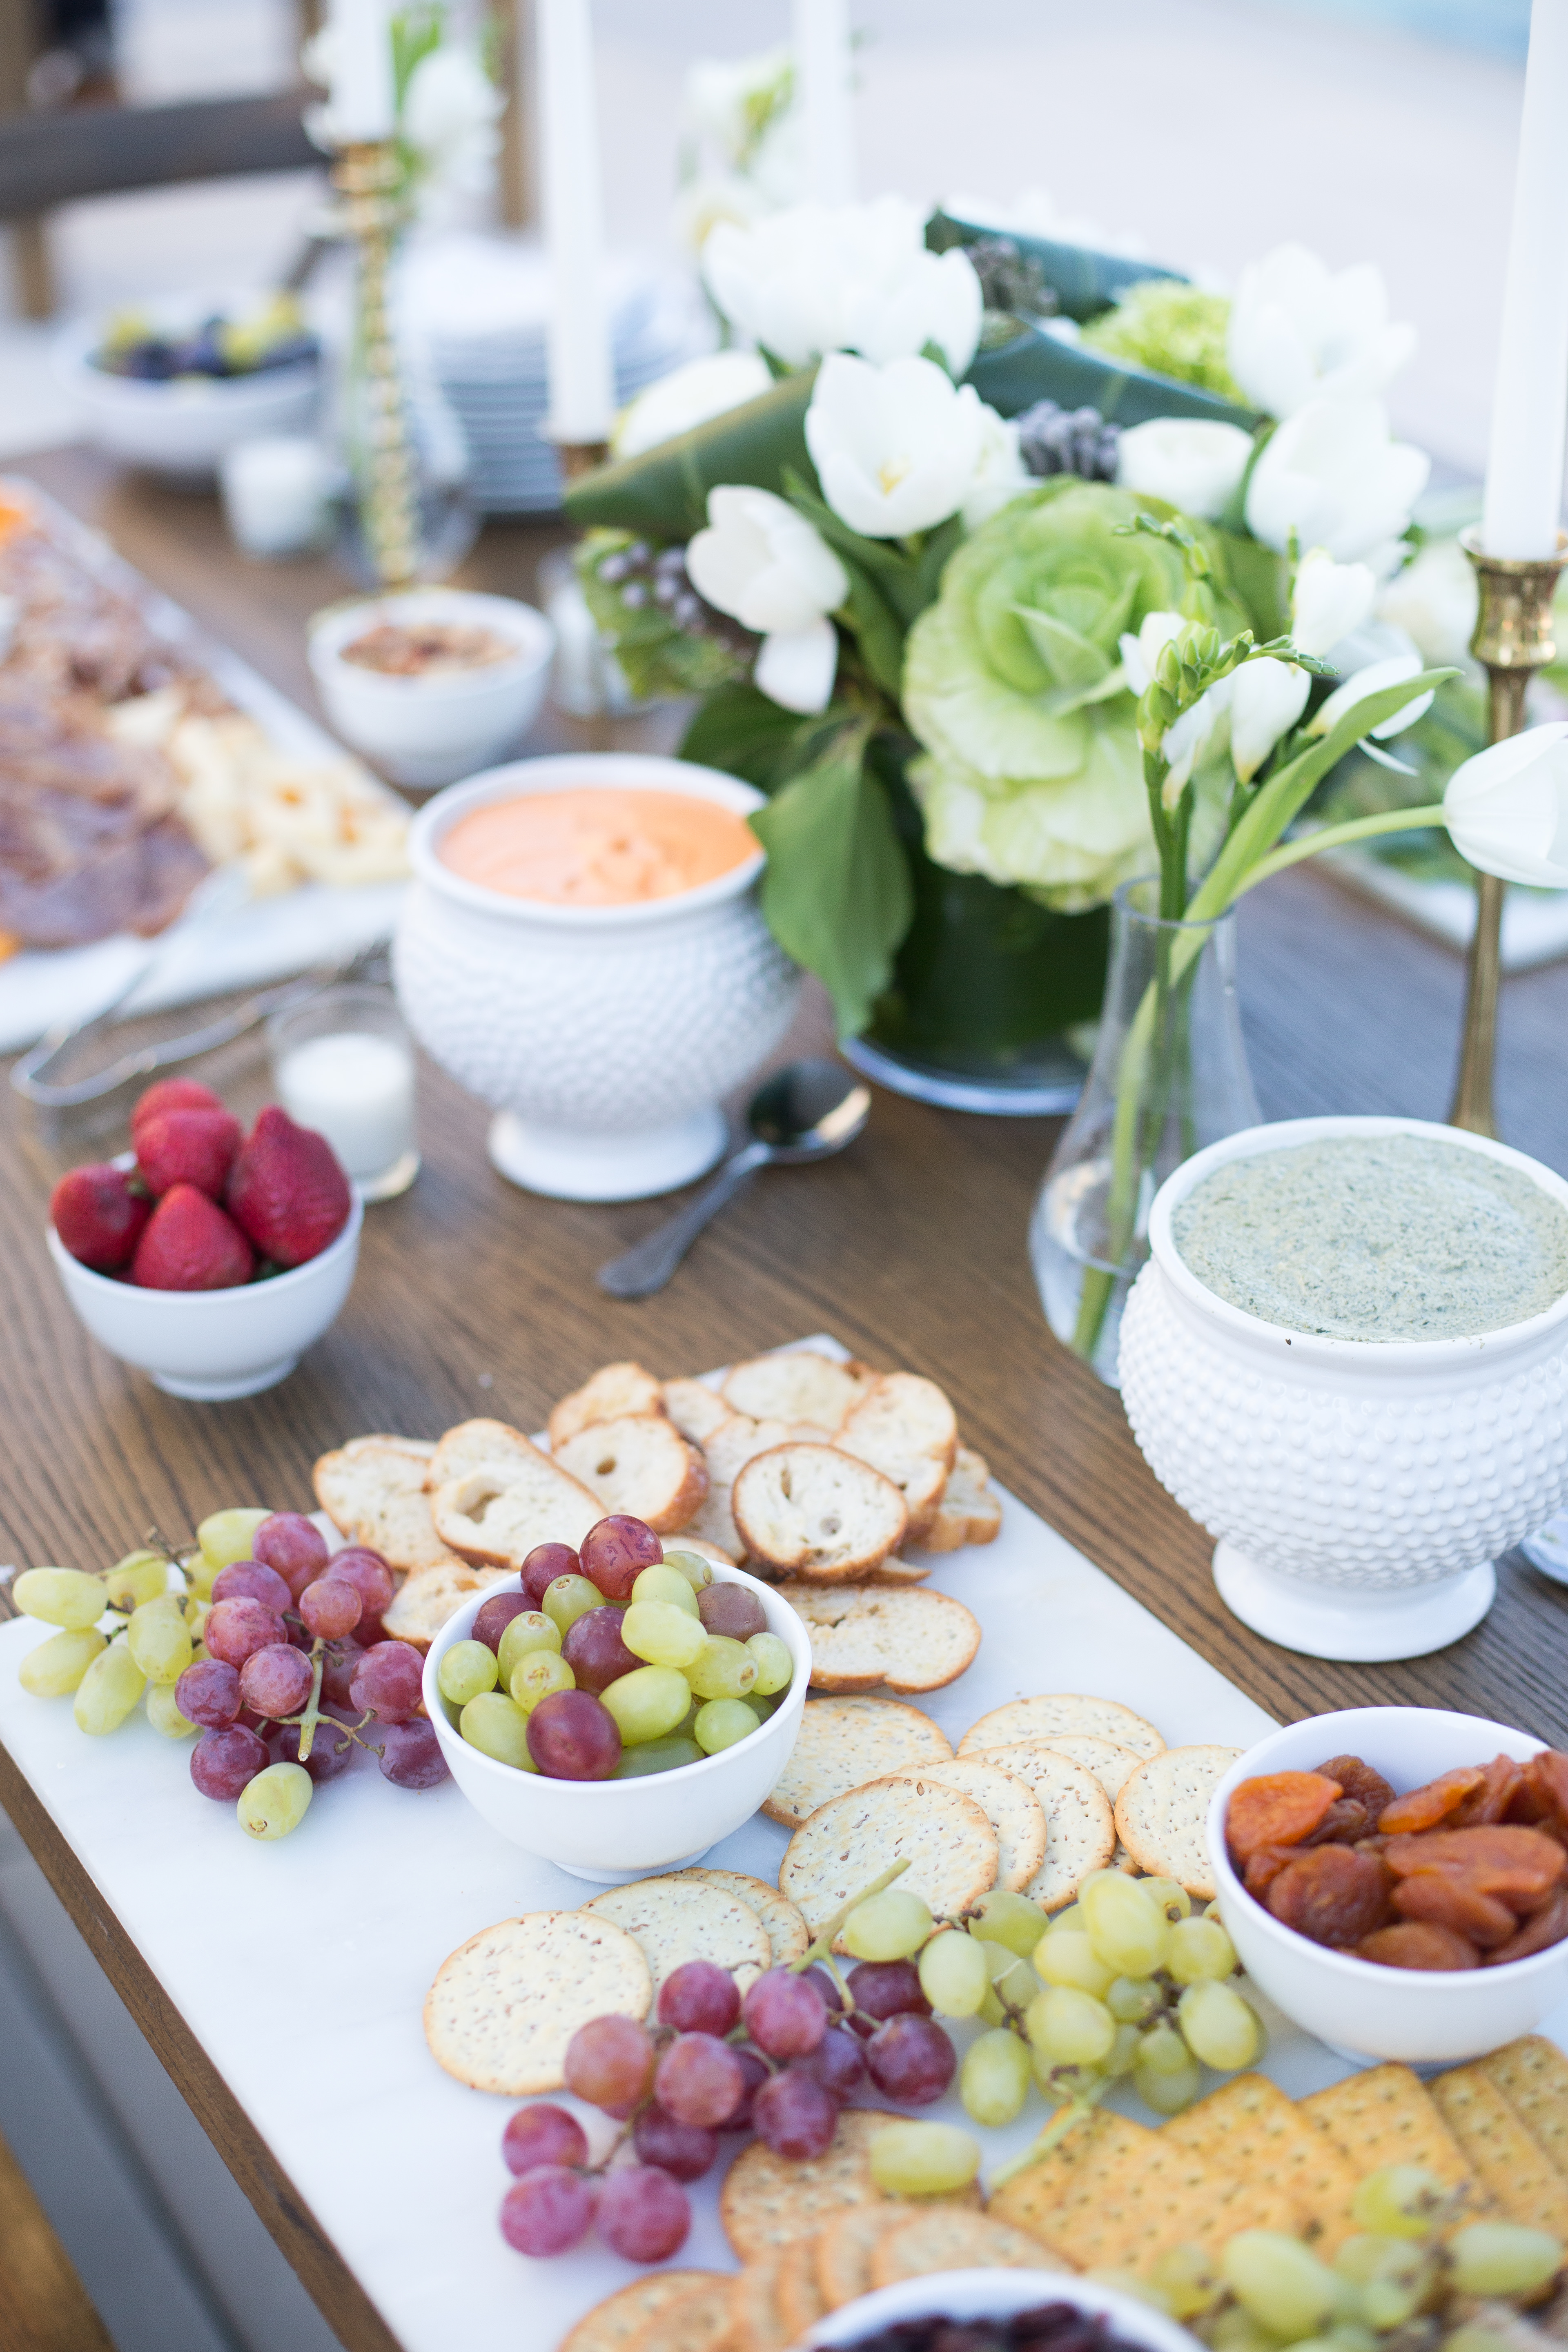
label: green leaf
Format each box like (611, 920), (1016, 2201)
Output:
(751, 725), (913, 1036)
(563, 370), (819, 541)
(679, 687), (815, 793)
(835, 557), (906, 699)
(966, 318), (1260, 430)
(780, 470), (930, 624)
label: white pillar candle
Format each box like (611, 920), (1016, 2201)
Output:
(537, 0), (615, 445)
(793, 0), (855, 207)
(327, 0), (396, 144)
(276, 1031), (415, 1183)
(1481, 0), (1568, 557)
(220, 437), (332, 560)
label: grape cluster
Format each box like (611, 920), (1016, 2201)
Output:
(13, 1506), (448, 1840)
(440, 1517), (793, 1783)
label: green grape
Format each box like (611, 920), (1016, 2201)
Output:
(1324, 2328), (1378, 2352)
(979, 1985), (1006, 2028)
(619, 1599), (706, 1670)
(1106, 1975), (1163, 2024)
(613, 1736), (703, 1777)
(102, 1550), (171, 1609)
(127, 1598), (192, 1685)
(868, 2120), (980, 2198)
(919, 1929), (990, 2017)
(694, 1698), (761, 1753)
(995, 1957), (1043, 2013)
(1448, 2223), (1565, 2300)
(1137, 2020), (1191, 2076)
(1443, 2331), (1517, 2352)
(660, 1547), (713, 1592)
(19, 1626), (105, 1696)
(1209, 2310), (1290, 2352)
(974, 1888), (1051, 1956)
(629, 1564), (701, 1615)
(542, 1575), (604, 1635)
(510, 1652), (575, 1712)
(439, 1640), (499, 1706)
(74, 1642), (145, 1733)
(1080, 2269), (1175, 2314)
(686, 1635), (757, 1700)
(460, 1692), (535, 1768)
(1140, 1876), (1192, 1924)
(599, 1665), (691, 1745)
(1044, 1902), (1083, 1936)
(746, 1632), (793, 1695)
(1036, 1932), (1114, 1997)
(197, 1508), (270, 1572)
(1105, 2021), (1143, 2076)
(497, 1612), (562, 1681)
(1332, 2238), (1434, 2330)
(145, 1681), (197, 1739)
(1178, 1979), (1263, 2071)
(960, 2027), (1032, 2125)
(1029, 2048), (1105, 2105)
(1222, 2232), (1342, 2341)
(1350, 2167), (1448, 2241)
(1166, 1914), (1238, 1984)
(1080, 1871), (1169, 1976)
(1148, 2243), (1223, 2319)
(1134, 2052), (1201, 2115)
(1025, 1984), (1116, 2067)
(237, 1762), (312, 1840)
(844, 1889), (934, 1962)
(14, 1568), (107, 1631)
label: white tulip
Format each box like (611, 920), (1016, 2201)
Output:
(615, 352), (773, 458)
(683, 45), (793, 166)
(1444, 723), (1568, 888)
(805, 352), (989, 538)
(1227, 243), (1416, 419)
(961, 407), (1031, 530)
(1118, 610), (1186, 696)
(1245, 396), (1429, 574)
(702, 198), (983, 375)
(753, 621), (840, 714)
(1290, 546), (1375, 659)
(401, 47), (503, 216)
(1376, 537), (1479, 668)
(1115, 419), (1254, 521)
(685, 486), (847, 715)
(1307, 652), (1432, 742)
(1229, 657), (1309, 783)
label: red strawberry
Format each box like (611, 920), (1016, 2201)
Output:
(51, 1163), (151, 1271)
(135, 1105), (243, 1200)
(131, 1184), (254, 1290)
(131, 1077), (226, 1139)
(226, 1106), (351, 1269)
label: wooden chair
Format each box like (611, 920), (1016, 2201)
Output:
(0, 2121), (115, 2352)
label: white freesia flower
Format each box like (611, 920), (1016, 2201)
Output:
(1229, 657), (1310, 783)
(1227, 244), (1416, 419)
(961, 408), (1031, 530)
(1162, 688), (1222, 799)
(1117, 610), (1185, 696)
(614, 352), (773, 458)
(1114, 419), (1253, 521)
(703, 198), (983, 374)
(1290, 546), (1375, 659)
(805, 352), (989, 538)
(1444, 723), (1568, 888)
(401, 46), (503, 216)
(684, 45), (793, 165)
(685, 485), (848, 715)
(1376, 537), (1479, 668)
(1307, 652), (1432, 743)
(1245, 396), (1429, 575)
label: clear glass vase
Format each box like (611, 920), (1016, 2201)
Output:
(1030, 877), (1261, 1388)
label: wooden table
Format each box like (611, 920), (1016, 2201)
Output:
(3, 448), (1568, 2352)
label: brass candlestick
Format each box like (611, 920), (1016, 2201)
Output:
(332, 140), (419, 590)
(1447, 526), (1568, 1136)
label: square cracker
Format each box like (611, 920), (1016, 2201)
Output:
(1302, 2065), (1475, 2195)
(1483, 2037), (1568, 2183)
(1163, 2072), (1361, 2250)
(1430, 2065), (1568, 2237)
(992, 2106), (1293, 2272)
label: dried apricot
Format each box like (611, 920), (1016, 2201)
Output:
(1301, 1798), (1370, 1847)
(1520, 1750), (1568, 1840)
(1378, 1766), (1487, 1834)
(1266, 1843), (1392, 1947)
(1227, 1771), (1344, 1860)
(1244, 1843), (1306, 1896)
(1391, 1869), (1517, 1948)
(1314, 1754), (1396, 1819)
(1482, 1884), (1568, 1967)
(1452, 1755), (1524, 1828)
(1382, 1825), (1567, 1911)
(1357, 1920), (1480, 1971)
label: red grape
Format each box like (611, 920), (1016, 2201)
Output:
(796, 2025), (866, 2100)
(499, 2167), (597, 2257)
(175, 1659), (240, 1729)
(324, 1548), (395, 1617)
(205, 1598), (287, 1668)
(596, 2165), (689, 2263)
(299, 1579), (361, 1640)
(502, 2104), (588, 2178)
(654, 2033), (745, 2129)
(526, 1689), (621, 1780)
(238, 1643), (314, 1719)
(209, 1560), (292, 1613)
(561, 1606), (638, 1694)
(348, 1640), (423, 1723)
(742, 1967), (827, 2059)
(284, 1617), (314, 1653)
(190, 1725), (270, 1800)
(269, 1716), (354, 1783)
(696, 1584), (766, 1640)
(579, 1516), (662, 1601)
(752, 2069), (839, 2160)
(846, 1960), (930, 2021)
(563, 2014), (654, 2117)
(473, 1590), (532, 1653)
(320, 1639), (364, 1708)
(864, 2013), (955, 2104)
(375, 1718), (449, 1789)
(632, 2106), (718, 2183)
(802, 1964), (850, 2019)
(722, 2047), (769, 2132)
(252, 1512), (330, 1599)
(657, 1960), (740, 2037)
(521, 1544), (580, 1608)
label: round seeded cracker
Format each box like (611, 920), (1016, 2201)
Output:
(761, 1693), (952, 1828)
(972, 1743), (1116, 1911)
(582, 1878), (771, 1996)
(561, 2272), (728, 2352)
(721, 2108), (904, 2259)
(780, 1776), (998, 1944)
(884, 1757), (1046, 1893)
(423, 1911), (650, 2095)
(1115, 1742), (1243, 1899)
(871, 2207), (1070, 2288)
(958, 1693), (1165, 1760)
(1033, 1731), (1142, 1805)
(623, 2274), (736, 2352)
(675, 1867), (811, 1965)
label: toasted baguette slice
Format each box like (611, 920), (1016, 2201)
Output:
(313, 1439), (449, 1571)
(428, 1417), (546, 1494)
(719, 1351), (877, 1434)
(859, 1555), (931, 1587)
(662, 1377), (731, 1447)
(340, 1434), (436, 1462)
(775, 1583), (981, 1693)
(432, 1444), (604, 1569)
(733, 1443), (907, 1581)
(552, 1414), (708, 1535)
(548, 1362), (666, 1452)
(919, 1444), (1003, 1554)
(675, 1413), (794, 1562)
(382, 1558), (512, 1651)
(837, 1372), (958, 1542)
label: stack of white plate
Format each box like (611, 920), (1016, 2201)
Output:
(397, 234), (709, 514)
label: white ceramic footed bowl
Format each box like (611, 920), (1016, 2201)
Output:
(56, 308), (316, 477)
(307, 589), (555, 790)
(46, 1194), (362, 1401)
(805, 2268), (1203, 2352)
(1209, 1706), (1568, 2064)
(392, 753), (802, 1201)
(1120, 1116), (1568, 1595)
(421, 1562), (811, 1880)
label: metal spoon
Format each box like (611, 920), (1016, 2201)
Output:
(596, 1059), (871, 1299)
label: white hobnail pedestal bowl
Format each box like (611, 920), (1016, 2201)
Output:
(392, 754), (801, 1202)
(1119, 1116), (1568, 1661)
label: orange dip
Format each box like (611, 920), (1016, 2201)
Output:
(439, 788), (758, 907)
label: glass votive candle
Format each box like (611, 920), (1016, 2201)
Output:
(268, 984), (418, 1202)
(220, 434), (333, 560)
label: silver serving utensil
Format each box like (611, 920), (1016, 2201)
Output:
(597, 1059), (871, 1300)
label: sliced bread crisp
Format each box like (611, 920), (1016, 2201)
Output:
(431, 1439), (604, 1570)
(837, 1372), (958, 1541)
(313, 1438), (449, 1571)
(919, 1445), (1003, 1554)
(719, 1350), (878, 1434)
(548, 1362), (666, 1451)
(428, 1417), (547, 1494)
(662, 1376), (732, 1447)
(675, 1413), (796, 1562)
(340, 1434), (436, 1463)
(775, 1583), (981, 1695)
(733, 1443), (907, 1581)
(553, 1414), (708, 1535)
(381, 1558), (512, 1650)
(762, 1694), (953, 1828)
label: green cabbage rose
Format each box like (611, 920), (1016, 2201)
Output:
(903, 480), (1192, 910)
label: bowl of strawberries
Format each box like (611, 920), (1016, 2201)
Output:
(47, 1076), (362, 1400)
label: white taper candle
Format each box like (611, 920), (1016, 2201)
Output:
(1481, 0), (1568, 557)
(537, 0), (615, 444)
(793, 0), (855, 207)
(328, 0), (396, 143)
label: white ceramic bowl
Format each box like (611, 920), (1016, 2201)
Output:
(46, 1193), (362, 1401)
(56, 302), (317, 478)
(1209, 1706), (1568, 2065)
(1119, 1116), (1568, 1661)
(421, 1560), (811, 1881)
(805, 2267), (1204, 2352)
(392, 753), (802, 1200)
(307, 589), (555, 790)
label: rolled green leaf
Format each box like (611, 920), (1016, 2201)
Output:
(934, 207), (1187, 323)
(563, 370), (819, 541)
(968, 319), (1259, 430)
